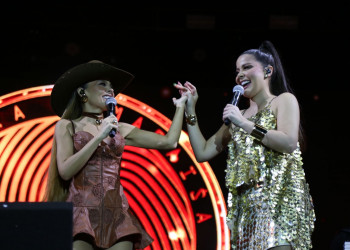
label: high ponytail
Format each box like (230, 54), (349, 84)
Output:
(241, 41), (305, 151)
(258, 41), (294, 95)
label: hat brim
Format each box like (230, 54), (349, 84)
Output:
(51, 61), (134, 117)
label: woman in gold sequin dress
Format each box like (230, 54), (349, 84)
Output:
(43, 60), (189, 250)
(176, 41), (315, 249)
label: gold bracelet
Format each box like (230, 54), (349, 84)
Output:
(251, 124), (267, 141)
(185, 113), (197, 126)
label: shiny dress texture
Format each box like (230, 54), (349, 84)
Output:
(225, 103), (315, 250)
(66, 126), (153, 249)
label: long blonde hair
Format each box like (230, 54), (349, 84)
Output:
(42, 89), (84, 201)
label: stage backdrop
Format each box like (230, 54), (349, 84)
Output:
(0, 85), (229, 250)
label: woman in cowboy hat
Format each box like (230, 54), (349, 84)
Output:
(43, 60), (189, 250)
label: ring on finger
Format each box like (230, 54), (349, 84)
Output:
(112, 120), (118, 124)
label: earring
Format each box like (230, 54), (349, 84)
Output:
(264, 68), (271, 79)
(80, 89), (88, 103)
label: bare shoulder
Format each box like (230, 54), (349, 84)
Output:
(55, 119), (71, 129)
(55, 119), (73, 135)
(272, 93), (300, 117)
(273, 92), (299, 107)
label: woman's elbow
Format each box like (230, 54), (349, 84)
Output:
(168, 141), (178, 150)
(194, 154), (209, 163)
(284, 140), (298, 154)
(58, 168), (71, 181)
(60, 173), (71, 181)
(196, 158), (206, 163)
(159, 141), (178, 150)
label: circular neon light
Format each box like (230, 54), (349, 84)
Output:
(0, 85), (230, 249)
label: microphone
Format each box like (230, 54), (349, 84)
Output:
(105, 97), (117, 137)
(224, 85), (244, 125)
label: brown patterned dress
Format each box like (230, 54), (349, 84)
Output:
(66, 125), (153, 249)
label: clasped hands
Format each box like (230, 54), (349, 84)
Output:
(173, 81), (197, 111)
(174, 81), (245, 126)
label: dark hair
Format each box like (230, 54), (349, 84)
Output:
(241, 40), (294, 95)
(241, 40), (305, 151)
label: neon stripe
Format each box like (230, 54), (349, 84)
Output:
(9, 118), (57, 201)
(0, 85), (53, 108)
(0, 86), (230, 249)
(123, 181), (164, 250)
(123, 150), (195, 239)
(0, 124), (33, 201)
(18, 137), (53, 201)
(122, 162), (192, 249)
(29, 153), (51, 201)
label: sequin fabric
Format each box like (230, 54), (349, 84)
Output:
(225, 104), (315, 250)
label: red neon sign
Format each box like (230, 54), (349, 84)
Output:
(0, 85), (230, 250)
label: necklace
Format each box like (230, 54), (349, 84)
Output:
(81, 112), (104, 125)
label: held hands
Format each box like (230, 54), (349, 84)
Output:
(172, 92), (188, 108)
(174, 81), (198, 112)
(174, 81), (246, 127)
(172, 81), (192, 108)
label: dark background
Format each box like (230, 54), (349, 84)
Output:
(1, 2), (349, 249)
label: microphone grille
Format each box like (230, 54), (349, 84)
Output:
(233, 85), (244, 94)
(105, 97), (117, 106)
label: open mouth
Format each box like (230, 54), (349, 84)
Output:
(241, 80), (250, 88)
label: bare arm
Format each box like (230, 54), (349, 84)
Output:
(186, 120), (231, 162)
(124, 91), (188, 150)
(262, 93), (300, 153)
(228, 93), (300, 153)
(175, 81), (231, 162)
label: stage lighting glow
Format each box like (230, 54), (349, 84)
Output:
(0, 85), (230, 250)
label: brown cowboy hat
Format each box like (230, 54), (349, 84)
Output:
(51, 60), (134, 117)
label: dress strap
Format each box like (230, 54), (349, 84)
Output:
(70, 120), (76, 153)
(268, 96), (277, 105)
(70, 120), (76, 134)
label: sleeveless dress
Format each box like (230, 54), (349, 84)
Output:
(225, 101), (315, 250)
(66, 121), (153, 249)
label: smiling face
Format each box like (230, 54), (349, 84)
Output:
(79, 80), (115, 113)
(235, 54), (269, 100)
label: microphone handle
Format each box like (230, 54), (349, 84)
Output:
(109, 128), (116, 138)
(224, 92), (240, 125)
(108, 106), (116, 137)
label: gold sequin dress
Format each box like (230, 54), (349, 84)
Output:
(225, 103), (315, 250)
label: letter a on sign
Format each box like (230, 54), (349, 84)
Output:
(14, 105), (25, 121)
